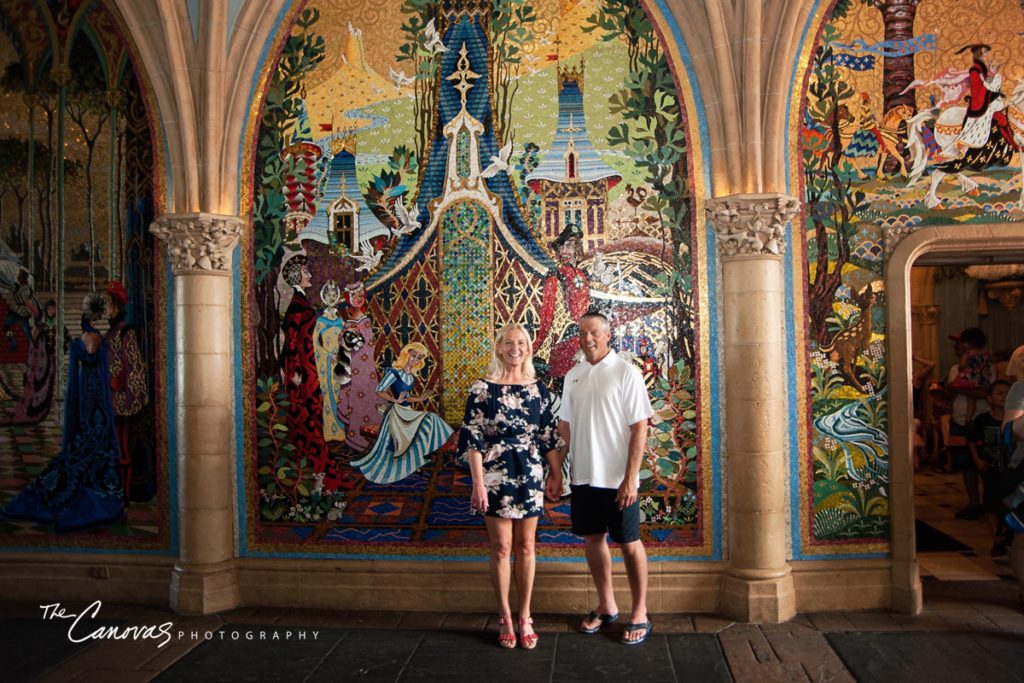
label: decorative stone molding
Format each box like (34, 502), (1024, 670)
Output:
(884, 225), (916, 257)
(911, 304), (940, 325)
(149, 213), (244, 275)
(706, 193), (800, 257)
(983, 280), (1024, 311)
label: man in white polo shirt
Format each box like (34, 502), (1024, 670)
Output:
(546, 312), (653, 645)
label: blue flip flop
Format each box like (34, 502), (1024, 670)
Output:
(579, 611), (619, 634)
(620, 620), (652, 645)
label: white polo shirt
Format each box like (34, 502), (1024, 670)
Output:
(559, 350), (653, 489)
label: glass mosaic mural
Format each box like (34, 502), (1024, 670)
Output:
(0, 0), (167, 550)
(799, 0), (1024, 554)
(241, 0), (711, 558)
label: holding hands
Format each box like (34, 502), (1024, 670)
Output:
(544, 469), (563, 502)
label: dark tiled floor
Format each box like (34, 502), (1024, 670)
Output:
(4, 575), (1023, 683)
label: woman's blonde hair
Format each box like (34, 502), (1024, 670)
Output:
(394, 342), (429, 373)
(484, 323), (537, 381)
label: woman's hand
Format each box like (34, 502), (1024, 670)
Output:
(545, 469), (563, 502)
(471, 483), (488, 514)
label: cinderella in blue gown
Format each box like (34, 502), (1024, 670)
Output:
(3, 313), (124, 530)
(351, 367), (453, 484)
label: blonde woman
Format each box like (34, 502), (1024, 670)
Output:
(459, 324), (563, 649)
(351, 342), (453, 484)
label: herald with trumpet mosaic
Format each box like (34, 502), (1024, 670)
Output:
(239, 0), (716, 558)
(795, 0), (1024, 556)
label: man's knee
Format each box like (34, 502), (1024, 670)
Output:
(619, 539), (646, 558)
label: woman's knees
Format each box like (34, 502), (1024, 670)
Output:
(490, 539), (513, 561)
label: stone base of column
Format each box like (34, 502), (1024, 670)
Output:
(890, 558), (923, 615)
(721, 571), (796, 623)
(170, 560), (240, 615)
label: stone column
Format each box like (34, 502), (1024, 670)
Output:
(706, 193), (799, 623)
(150, 213), (243, 615)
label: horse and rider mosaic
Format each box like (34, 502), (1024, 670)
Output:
(797, 0), (1024, 555)
(240, 0), (712, 558)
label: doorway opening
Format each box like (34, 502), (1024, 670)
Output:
(887, 224), (1024, 613)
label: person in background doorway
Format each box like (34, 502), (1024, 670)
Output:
(967, 380), (1012, 558)
(945, 327), (994, 520)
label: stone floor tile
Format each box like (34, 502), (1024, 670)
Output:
(306, 629), (423, 682)
(531, 613), (570, 633)
(804, 612), (856, 632)
(984, 613), (1024, 631)
(665, 633), (731, 682)
(788, 614), (816, 630)
(552, 632), (675, 681)
(935, 610), (999, 632)
(395, 611), (447, 630)
(693, 614), (736, 634)
(827, 632), (1021, 683)
(442, 612), (489, 631)
(726, 660), (809, 682)
(137, 642), (202, 672)
(67, 668), (156, 683)
(890, 613), (952, 631)
(359, 611), (406, 629)
(845, 611), (902, 631)
(271, 608), (342, 627)
(33, 669), (85, 683)
(156, 626), (344, 682)
(406, 630), (554, 681)
(761, 624), (854, 683)
(718, 625), (779, 667)
(654, 614), (695, 633)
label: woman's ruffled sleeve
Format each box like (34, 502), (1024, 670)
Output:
(536, 384), (564, 454)
(457, 380), (490, 463)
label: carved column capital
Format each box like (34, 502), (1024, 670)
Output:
(149, 213), (244, 275)
(911, 304), (940, 325)
(706, 193), (800, 258)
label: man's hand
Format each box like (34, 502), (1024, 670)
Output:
(616, 479), (638, 510)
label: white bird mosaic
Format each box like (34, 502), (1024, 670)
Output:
(481, 141), (514, 178)
(423, 19), (448, 54)
(391, 201), (421, 236)
(351, 239), (383, 272)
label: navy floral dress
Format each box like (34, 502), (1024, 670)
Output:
(458, 380), (563, 519)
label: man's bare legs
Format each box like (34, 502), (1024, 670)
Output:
(620, 539), (649, 642)
(581, 533), (617, 631)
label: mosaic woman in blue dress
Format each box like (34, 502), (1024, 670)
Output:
(3, 292), (123, 530)
(459, 323), (563, 650)
(351, 342), (453, 484)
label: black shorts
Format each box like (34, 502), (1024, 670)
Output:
(570, 484), (640, 544)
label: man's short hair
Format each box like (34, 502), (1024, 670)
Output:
(579, 310), (610, 331)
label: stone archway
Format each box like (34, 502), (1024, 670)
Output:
(885, 223), (1024, 614)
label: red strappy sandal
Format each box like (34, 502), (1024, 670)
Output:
(497, 616), (516, 649)
(518, 617), (538, 650)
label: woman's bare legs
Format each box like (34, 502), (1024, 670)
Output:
(513, 516), (539, 641)
(485, 517), (515, 642)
